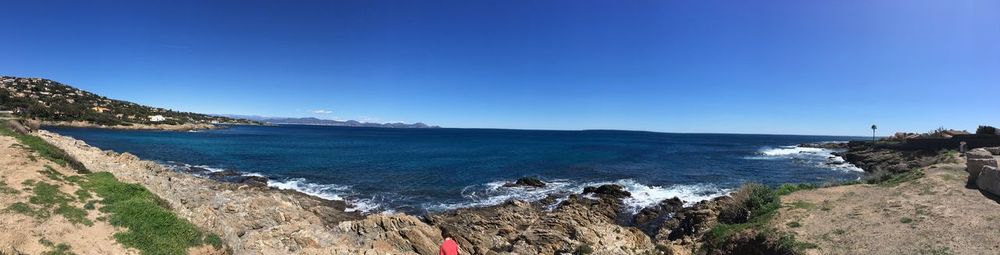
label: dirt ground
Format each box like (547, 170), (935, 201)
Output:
(774, 160), (1000, 255)
(0, 135), (133, 254)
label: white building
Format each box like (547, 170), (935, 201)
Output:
(148, 115), (166, 122)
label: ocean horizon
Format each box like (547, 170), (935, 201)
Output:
(45, 124), (866, 215)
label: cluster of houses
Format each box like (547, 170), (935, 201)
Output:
(1, 77), (170, 123)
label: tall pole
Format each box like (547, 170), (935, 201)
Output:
(871, 124), (877, 143)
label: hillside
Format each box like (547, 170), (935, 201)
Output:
(222, 115), (438, 128)
(0, 76), (255, 127)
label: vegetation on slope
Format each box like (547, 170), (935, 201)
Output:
(1, 76), (254, 126)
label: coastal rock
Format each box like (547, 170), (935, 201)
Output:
(661, 197), (729, 244)
(798, 142), (847, 149)
(583, 184), (632, 199)
(839, 142), (943, 174)
(427, 193), (656, 254)
(966, 148), (997, 182)
(503, 177), (546, 188)
(633, 197), (685, 237)
(985, 147), (1000, 155)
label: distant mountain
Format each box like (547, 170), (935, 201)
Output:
(0, 76), (258, 126)
(220, 115), (439, 129)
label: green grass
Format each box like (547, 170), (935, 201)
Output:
(81, 171), (219, 255)
(788, 200), (816, 210)
(900, 217), (914, 224)
(20, 181), (93, 226)
(704, 183), (817, 254)
(0, 124), (88, 173)
(775, 183), (817, 196)
(40, 165), (64, 182)
(786, 221), (802, 228)
(39, 238), (76, 255)
(869, 168), (925, 187)
(0, 180), (20, 195)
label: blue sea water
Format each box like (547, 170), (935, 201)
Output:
(46, 125), (865, 214)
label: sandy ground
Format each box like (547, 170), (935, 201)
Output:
(774, 160), (1000, 255)
(0, 135), (133, 254)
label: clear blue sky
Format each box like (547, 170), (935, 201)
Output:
(2, 0), (998, 136)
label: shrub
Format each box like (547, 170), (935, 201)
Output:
(718, 183), (778, 224)
(977, 125), (998, 135)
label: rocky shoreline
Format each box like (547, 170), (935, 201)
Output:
(42, 120), (225, 131)
(35, 130), (739, 254)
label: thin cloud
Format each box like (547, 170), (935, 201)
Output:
(312, 109), (333, 114)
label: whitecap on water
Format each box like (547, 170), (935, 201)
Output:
(424, 178), (730, 214)
(750, 143), (864, 173)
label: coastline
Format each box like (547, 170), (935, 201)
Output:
(34, 130), (680, 254)
(22, 128), (994, 254)
(42, 121), (225, 131)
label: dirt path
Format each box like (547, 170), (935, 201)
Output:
(773, 161), (1000, 255)
(0, 135), (133, 254)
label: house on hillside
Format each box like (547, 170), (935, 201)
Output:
(91, 106), (109, 113)
(148, 115), (166, 122)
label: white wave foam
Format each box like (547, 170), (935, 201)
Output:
(425, 178), (730, 214)
(759, 146), (825, 156)
(267, 178), (349, 201)
(751, 145), (864, 173)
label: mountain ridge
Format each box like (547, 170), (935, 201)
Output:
(219, 114), (439, 128)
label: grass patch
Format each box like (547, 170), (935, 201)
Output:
(775, 183), (816, 196)
(21, 181), (93, 226)
(788, 200), (816, 210)
(0, 124), (88, 173)
(0, 180), (20, 195)
(900, 217), (913, 224)
(39, 239), (76, 255)
(867, 168), (925, 187)
(40, 165), (64, 182)
(786, 221), (801, 228)
(704, 183), (816, 254)
(81, 171), (220, 254)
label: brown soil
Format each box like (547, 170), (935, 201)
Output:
(0, 135), (133, 254)
(773, 161), (1000, 255)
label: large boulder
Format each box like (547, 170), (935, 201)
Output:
(966, 148), (997, 182)
(977, 165), (1000, 197)
(583, 184), (632, 199)
(985, 147), (1000, 156)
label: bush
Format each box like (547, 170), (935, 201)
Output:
(977, 125), (998, 135)
(718, 183), (778, 224)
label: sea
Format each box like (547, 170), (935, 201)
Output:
(46, 125), (866, 215)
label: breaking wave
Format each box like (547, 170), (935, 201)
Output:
(750, 143), (864, 172)
(424, 178), (730, 214)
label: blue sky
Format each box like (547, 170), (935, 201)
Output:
(2, 0), (998, 136)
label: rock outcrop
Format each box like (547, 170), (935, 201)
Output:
(976, 165), (1000, 197)
(839, 142), (947, 174)
(502, 177), (546, 188)
(966, 148), (997, 182)
(427, 190), (656, 255)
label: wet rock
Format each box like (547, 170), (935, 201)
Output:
(503, 177), (546, 188)
(633, 197), (685, 237)
(798, 142), (847, 149)
(583, 184), (631, 199)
